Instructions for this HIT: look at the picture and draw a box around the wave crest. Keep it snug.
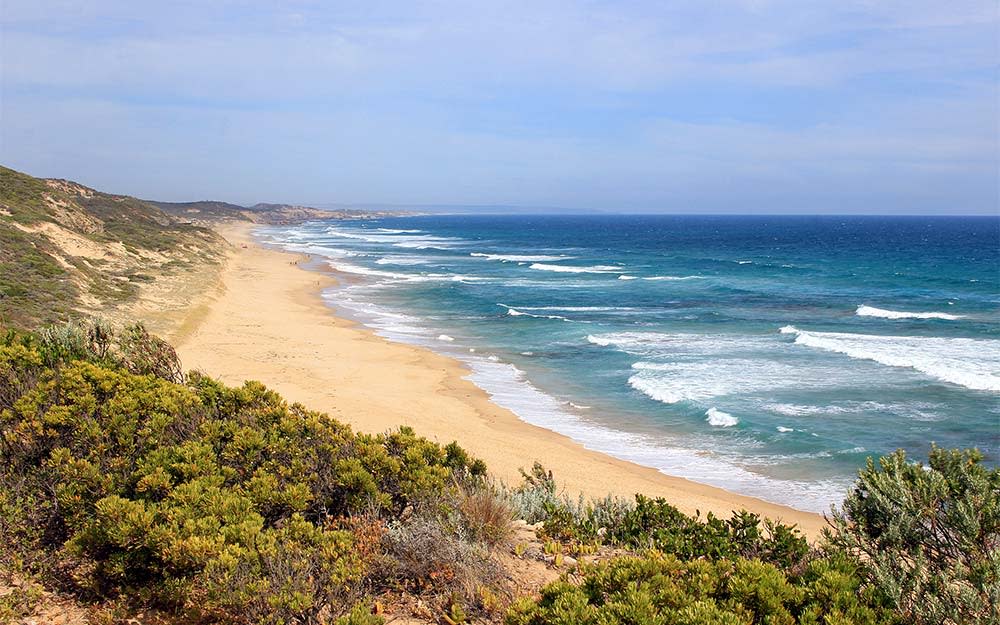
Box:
[780,326,1000,391]
[706,408,739,427]
[501,304,569,321]
[529,263,621,274]
[856,305,963,320]
[471,252,570,262]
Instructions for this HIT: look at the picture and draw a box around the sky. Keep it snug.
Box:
[1,1,998,214]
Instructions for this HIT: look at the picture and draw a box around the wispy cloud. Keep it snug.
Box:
[1,1,997,212]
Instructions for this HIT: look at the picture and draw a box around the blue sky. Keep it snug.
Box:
[1,1,997,213]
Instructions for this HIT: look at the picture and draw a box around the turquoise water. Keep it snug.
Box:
[258,215,1000,512]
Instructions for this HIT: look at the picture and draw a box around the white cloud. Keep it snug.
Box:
[1,1,996,211]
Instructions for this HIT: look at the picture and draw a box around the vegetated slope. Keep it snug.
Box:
[2,320,995,625]
[0,166,224,329]
[149,199,378,225]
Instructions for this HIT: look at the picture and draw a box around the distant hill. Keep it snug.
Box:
[0,165,224,329]
[148,199,383,225]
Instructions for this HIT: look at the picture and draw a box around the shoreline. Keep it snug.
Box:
[163,222,827,538]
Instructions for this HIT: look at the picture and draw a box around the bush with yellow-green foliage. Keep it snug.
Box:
[506,550,897,625]
[2,320,995,625]
[0,322,485,623]
[504,448,998,625]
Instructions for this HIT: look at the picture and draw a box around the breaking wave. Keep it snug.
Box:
[706,407,739,427]
[779,326,1000,391]
[529,263,621,274]
[471,252,571,262]
[499,304,570,321]
[856,305,963,320]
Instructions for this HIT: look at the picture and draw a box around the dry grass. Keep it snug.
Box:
[459,487,514,548]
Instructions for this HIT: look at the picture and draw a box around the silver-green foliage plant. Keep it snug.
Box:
[827,446,999,625]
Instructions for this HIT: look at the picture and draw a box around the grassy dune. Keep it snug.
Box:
[0,166,224,330]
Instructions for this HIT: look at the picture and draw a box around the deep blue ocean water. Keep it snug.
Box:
[258,215,1000,512]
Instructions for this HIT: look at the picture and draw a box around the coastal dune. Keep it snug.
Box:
[164,223,826,537]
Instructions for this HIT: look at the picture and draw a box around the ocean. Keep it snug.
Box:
[257,215,1000,513]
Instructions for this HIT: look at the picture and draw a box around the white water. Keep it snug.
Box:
[780,326,1000,392]
[856,305,963,320]
[706,407,739,427]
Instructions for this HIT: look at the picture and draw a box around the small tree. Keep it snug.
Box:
[827,446,1000,625]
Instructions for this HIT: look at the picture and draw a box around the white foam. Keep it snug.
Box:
[500,304,570,321]
[377,228,423,233]
[528,306,640,312]
[618,275,637,280]
[644,275,702,281]
[838,446,867,454]
[765,400,945,421]
[325,227,460,249]
[328,296,428,339]
[329,261,473,285]
[323,229,397,243]
[586,334,613,347]
[737,260,753,265]
[329,262,410,280]
[437,334,455,342]
[856,305,963,320]
[462,357,846,513]
[628,375,685,404]
[471,252,571,262]
[375,256,429,266]
[706,407,739,427]
[780,326,1000,391]
[627,356,852,405]
[776,426,794,433]
[278,243,355,258]
[588,332,770,357]
[529,263,621,274]
[392,242,456,250]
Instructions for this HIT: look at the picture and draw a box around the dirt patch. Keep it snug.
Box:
[0,579,88,625]
[45,179,94,198]
[15,221,118,262]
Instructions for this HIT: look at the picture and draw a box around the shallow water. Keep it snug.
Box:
[259,215,1000,513]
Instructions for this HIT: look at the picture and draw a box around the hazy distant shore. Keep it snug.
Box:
[149,222,825,537]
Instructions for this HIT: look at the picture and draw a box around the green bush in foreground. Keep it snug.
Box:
[2,321,996,624]
[508,462,809,570]
[0,323,485,623]
[507,550,896,625]
[510,447,998,625]
[828,446,1000,625]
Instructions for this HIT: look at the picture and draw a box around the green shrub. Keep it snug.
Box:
[827,446,1000,625]
[506,551,896,625]
[610,495,810,568]
[505,464,808,569]
[0,324,485,623]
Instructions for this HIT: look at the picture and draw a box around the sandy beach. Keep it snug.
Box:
[155,222,826,538]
